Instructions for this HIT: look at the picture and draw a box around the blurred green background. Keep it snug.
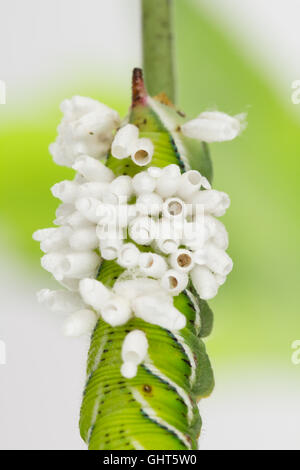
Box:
[0,0,299,449]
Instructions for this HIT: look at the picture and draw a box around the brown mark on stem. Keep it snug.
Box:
[132,68,147,108]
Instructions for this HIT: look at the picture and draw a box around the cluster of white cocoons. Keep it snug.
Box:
[34,161,232,336]
[49,96,120,167]
[34,99,234,379]
[181,111,246,143]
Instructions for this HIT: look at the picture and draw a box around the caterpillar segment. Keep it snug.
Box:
[79,69,215,450]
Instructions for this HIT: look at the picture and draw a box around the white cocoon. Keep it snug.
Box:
[163,164,181,178]
[66,211,93,229]
[131,138,154,166]
[108,175,133,201]
[155,238,179,255]
[159,217,183,240]
[155,171,180,198]
[71,111,105,137]
[69,227,99,251]
[132,172,156,195]
[204,215,229,250]
[193,248,206,265]
[51,181,80,203]
[181,111,242,143]
[113,279,161,302]
[72,108,119,139]
[63,309,98,337]
[121,330,148,364]
[59,277,80,292]
[101,192,121,206]
[62,96,120,127]
[99,204,134,229]
[99,238,123,260]
[73,155,114,182]
[40,226,72,253]
[117,243,140,268]
[129,216,156,245]
[59,251,100,279]
[74,173,87,184]
[182,220,205,251]
[204,243,233,276]
[162,197,186,220]
[78,182,110,199]
[136,193,163,217]
[169,249,194,273]
[200,176,212,190]
[75,197,102,223]
[133,292,186,330]
[147,166,162,178]
[37,288,85,313]
[111,124,139,159]
[176,170,203,200]
[33,228,60,242]
[79,278,112,311]
[215,273,226,286]
[154,218,181,254]
[97,203,119,226]
[49,141,69,167]
[191,265,219,300]
[54,204,74,225]
[101,295,131,326]
[121,362,137,379]
[190,190,230,217]
[41,252,66,279]
[161,269,188,295]
[139,252,168,279]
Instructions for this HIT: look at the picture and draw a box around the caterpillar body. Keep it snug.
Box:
[80,70,214,450]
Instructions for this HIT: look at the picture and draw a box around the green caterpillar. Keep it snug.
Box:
[79,69,215,450]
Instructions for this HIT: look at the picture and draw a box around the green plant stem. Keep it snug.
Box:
[141,0,176,102]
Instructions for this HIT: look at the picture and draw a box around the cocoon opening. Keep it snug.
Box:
[131,138,154,166]
[99,238,123,260]
[129,216,156,245]
[121,330,148,364]
[169,249,194,273]
[161,269,188,295]
[117,243,140,268]
[176,170,203,200]
[139,252,168,278]
[163,197,186,219]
